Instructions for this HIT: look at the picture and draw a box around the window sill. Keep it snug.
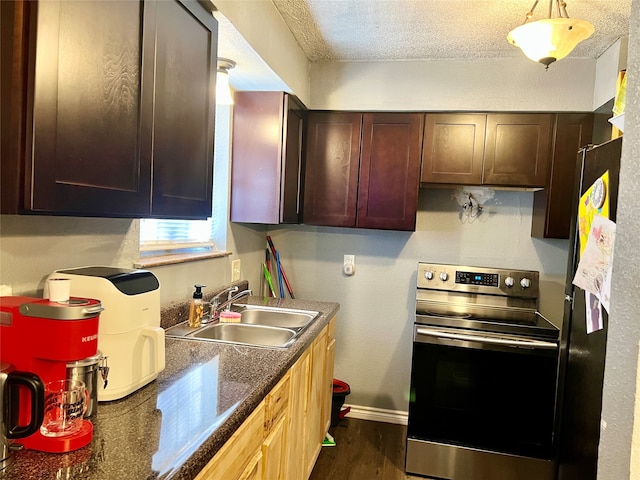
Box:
[134,251,232,268]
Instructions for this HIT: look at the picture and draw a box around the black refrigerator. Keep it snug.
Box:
[555,136,622,480]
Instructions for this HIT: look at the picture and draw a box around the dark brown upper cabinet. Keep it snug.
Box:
[303,112,362,227]
[148,0,217,219]
[421,112,553,189]
[230,92,306,224]
[483,113,553,187]
[421,113,486,184]
[531,113,594,239]
[1,0,217,219]
[303,112,423,231]
[357,113,423,230]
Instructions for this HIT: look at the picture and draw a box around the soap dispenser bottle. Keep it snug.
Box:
[188,284,206,328]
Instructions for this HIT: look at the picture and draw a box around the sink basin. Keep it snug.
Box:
[191,323,297,348]
[164,305,320,348]
[236,306,319,330]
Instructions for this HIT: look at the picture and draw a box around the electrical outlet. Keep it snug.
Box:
[343,255,355,276]
[231,259,241,281]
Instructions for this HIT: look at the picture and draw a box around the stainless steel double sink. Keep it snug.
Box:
[165,305,320,348]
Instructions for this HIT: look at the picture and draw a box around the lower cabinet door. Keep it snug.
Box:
[240,451,264,480]
[324,337,336,433]
[194,401,265,480]
[287,350,310,480]
[305,331,327,478]
[263,416,287,480]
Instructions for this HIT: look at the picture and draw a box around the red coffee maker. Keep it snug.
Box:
[0,296,103,453]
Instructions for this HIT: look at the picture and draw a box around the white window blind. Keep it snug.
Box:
[139,218,217,254]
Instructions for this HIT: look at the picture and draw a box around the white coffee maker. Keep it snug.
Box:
[48,267,165,401]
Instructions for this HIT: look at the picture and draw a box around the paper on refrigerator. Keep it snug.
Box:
[573,215,616,313]
[585,291,604,334]
[578,171,610,257]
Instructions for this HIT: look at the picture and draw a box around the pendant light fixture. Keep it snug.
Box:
[216,58,236,105]
[507,0,594,69]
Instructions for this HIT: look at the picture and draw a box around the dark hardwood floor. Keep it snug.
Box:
[310,418,423,480]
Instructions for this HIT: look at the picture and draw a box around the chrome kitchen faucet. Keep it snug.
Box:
[205,287,252,323]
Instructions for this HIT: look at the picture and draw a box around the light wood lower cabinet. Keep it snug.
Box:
[323,319,337,434]
[240,452,264,480]
[263,416,287,480]
[286,349,311,480]
[195,317,337,480]
[195,401,266,480]
[263,372,290,480]
[305,328,328,478]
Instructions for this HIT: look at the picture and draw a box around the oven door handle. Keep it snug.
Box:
[415,327,557,350]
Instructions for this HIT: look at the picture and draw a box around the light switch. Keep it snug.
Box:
[231,260,241,281]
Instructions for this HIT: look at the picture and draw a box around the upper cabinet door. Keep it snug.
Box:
[303,112,362,227]
[421,113,486,185]
[531,113,594,239]
[281,95,306,224]
[27,0,152,216]
[358,113,423,231]
[483,113,553,187]
[230,92,305,224]
[231,92,285,224]
[4,0,216,219]
[149,0,217,219]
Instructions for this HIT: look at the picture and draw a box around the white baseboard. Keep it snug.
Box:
[342,404,408,425]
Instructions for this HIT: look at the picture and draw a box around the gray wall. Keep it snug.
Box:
[598,0,640,477]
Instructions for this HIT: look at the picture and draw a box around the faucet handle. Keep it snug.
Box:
[227,286,239,301]
[212,295,221,309]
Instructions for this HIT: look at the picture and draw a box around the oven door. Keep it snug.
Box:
[408,325,559,459]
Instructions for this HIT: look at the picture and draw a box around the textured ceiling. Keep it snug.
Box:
[214,0,633,92]
[271,0,632,62]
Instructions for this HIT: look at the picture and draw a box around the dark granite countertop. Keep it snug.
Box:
[1,296,340,480]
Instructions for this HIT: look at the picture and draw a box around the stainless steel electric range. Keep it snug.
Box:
[406,263,560,480]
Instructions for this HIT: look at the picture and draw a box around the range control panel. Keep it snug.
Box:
[455,271,499,287]
[417,262,539,298]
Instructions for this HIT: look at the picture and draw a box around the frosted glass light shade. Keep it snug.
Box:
[507,18,594,67]
[216,70,234,105]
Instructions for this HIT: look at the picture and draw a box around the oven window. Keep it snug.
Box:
[408,340,558,459]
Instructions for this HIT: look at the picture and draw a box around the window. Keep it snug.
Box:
[139,218,217,254]
[138,104,232,263]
